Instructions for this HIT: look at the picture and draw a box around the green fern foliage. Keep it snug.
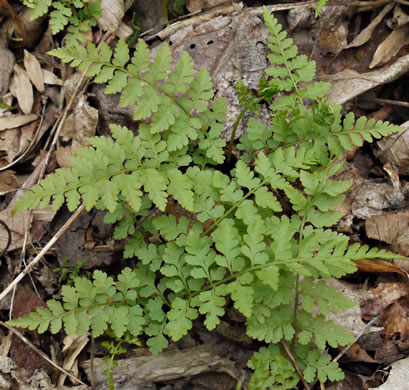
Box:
[23,0,101,46]
[237,9,401,165]
[13,40,226,216]
[10,7,404,389]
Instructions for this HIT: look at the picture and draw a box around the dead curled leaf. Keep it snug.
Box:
[0,114,37,131]
[361,281,409,320]
[11,64,33,115]
[97,0,124,32]
[325,53,409,105]
[370,23,409,69]
[0,170,19,195]
[23,49,44,92]
[0,43,15,97]
[374,120,409,175]
[344,3,394,49]
[42,69,63,86]
[343,343,378,363]
[366,210,409,256]
[381,296,409,350]
[355,258,408,277]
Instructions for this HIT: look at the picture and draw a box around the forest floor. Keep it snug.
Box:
[1,0,409,389]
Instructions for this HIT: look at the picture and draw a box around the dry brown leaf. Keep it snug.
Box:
[0,158,44,252]
[0,120,39,168]
[0,206,30,253]
[374,121,409,175]
[60,95,98,147]
[366,210,409,255]
[0,113,37,131]
[355,258,408,277]
[382,296,409,350]
[55,146,75,168]
[0,44,15,97]
[0,170,19,195]
[23,49,44,92]
[115,22,133,40]
[97,0,124,32]
[345,3,394,49]
[42,69,63,86]
[58,334,88,387]
[351,181,404,220]
[325,53,409,104]
[12,64,33,114]
[361,281,409,320]
[0,104,58,169]
[32,204,55,223]
[370,24,409,69]
[343,343,378,363]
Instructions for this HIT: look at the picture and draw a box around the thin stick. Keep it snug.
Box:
[90,334,96,389]
[333,312,381,363]
[280,340,311,390]
[0,320,86,386]
[0,204,85,303]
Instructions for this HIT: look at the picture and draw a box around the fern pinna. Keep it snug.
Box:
[10,7,402,389]
[23,0,101,46]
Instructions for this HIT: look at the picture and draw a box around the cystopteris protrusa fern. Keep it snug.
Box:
[10,7,402,389]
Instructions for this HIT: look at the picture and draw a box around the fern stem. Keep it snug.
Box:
[291,274,300,349]
[227,108,248,163]
[281,340,311,390]
[227,98,264,162]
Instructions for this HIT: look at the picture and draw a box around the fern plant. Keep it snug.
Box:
[23,0,101,46]
[9,8,402,389]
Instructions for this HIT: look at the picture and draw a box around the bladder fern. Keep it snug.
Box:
[10,7,402,389]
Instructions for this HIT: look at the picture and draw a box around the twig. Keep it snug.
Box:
[333,312,381,363]
[0,204,85,303]
[367,97,409,109]
[0,320,86,386]
[280,340,311,390]
[90,334,96,389]
[0,220,11,257]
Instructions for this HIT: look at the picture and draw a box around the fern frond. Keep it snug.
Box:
[263,6,331,108]
[49,39,221,148]
[328,114,402,154]
[9,269,145,339]
[23,0,52,19]
[249,345,299,390]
